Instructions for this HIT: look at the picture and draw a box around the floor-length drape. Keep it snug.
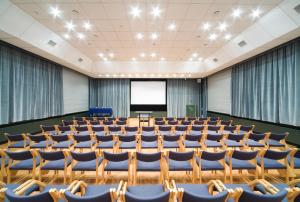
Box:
[0,41,63,125]
[167,79,203,117]
[199,78,208,117]
[231,38,300,126]
[89,79,130,117]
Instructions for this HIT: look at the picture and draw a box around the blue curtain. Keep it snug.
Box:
[231,38,300,126]
[167,79,207,117]
[89,79,130,117]
[0,41,63,125]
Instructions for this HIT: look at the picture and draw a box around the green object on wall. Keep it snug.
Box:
[186,105,196,117]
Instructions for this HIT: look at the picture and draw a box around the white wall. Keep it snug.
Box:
[207,68,231,114]
[63,68,89,114]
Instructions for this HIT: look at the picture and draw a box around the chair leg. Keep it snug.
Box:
[39,170,42,182]
[224,169,226,183]
[70,171,73,183]
[230,168,233,183]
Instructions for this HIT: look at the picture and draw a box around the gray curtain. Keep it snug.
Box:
[0,41,63,125]
[231,38,300,126]
[199,78,208,117]
[89,78,130,117]
[167,79,203,117]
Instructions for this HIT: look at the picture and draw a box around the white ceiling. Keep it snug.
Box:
[0,0,299,78]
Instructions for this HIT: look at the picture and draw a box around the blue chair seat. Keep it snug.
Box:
[205,140,222,147]
[142,131,156,136]
[225,157,256,170]
[8,140,30,148]
[268,139,285,147]
[160,131,171,135]
[75,140,96,148]
[184,140,201,148]
[30,141,52,148]
[288,156,300,169]
[10,157,40,170]
[226,140,243,147]
[196,158,224,171]
[163,141,179,148]
[105,160,129,171]
[141,141,158,148]
[95,132,105,136]
[73,158,103,171]
[207,131,219,135]
[127,185,164,197]
[83,184,118,196]
[126,131,137,136]
[41,157,72,170]
[137,160,161,171]
[97,141,115,149]
[119,141,137,149]
[257,157,286,169]
[246,139,264,147]
[168,159,193,171]
[52,140,73,149]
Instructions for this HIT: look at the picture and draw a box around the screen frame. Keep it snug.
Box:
[130,79,167,111]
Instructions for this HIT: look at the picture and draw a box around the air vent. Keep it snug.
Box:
[47,40,56,46]
[294,4,300,14]
[72,9,79,15]
[238,40,247,47]
[78,58,83,63]
[213,58,218,62]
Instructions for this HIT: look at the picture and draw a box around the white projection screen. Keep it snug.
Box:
[131,81,166,105]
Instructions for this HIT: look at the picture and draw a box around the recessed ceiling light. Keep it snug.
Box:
[98,53,104,57]
[65,21,75,31]
[109,53,114,58]
[168,23,176,31]
[113,74,117,77]
[224,33,232,40]
[180,74,184,77]
[150,52,156,57]
[160,57,165,61]
[192,53,198,57]
[77,33,85,40]
[128,74,132,77]
[136,33,144,40]
[143,73,147,77]
[188,58,193,61]
[135,73,140,77]
[250,8,262,19]
[140,53,146,58]
[172,73,177,77]
[63,34,70,39]
[132,57,136,61]
[120,74,125,77]
[105,74,110,77]
[218,22,228,32]
[209,33,217,41]
[201,22,211,31]
[150,73,155,77]
[103,57,108,61]
[188,74,191,77]
[83,21,92,30]
[166,74,169,77]
[50,6,61,18]
[151,32,159,40]
[198,57,203,61]
[231,8,242,18]
[98,74,102,77]
[151,6,162,18]
[130,6,142,18]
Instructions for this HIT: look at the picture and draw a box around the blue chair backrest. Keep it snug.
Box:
[58,126,71,132]
[51,134,69,142]
[155,117,163,121]
[104,152,128,162]
[227,133,244,141]
[182,190,228,202]
[63,120,74,126]
[103,120,113,125]
[232,150,258,160]
[169,120,178,125]
[294,150,300,158]
[64,190,112,202]
[73,134,91,142]
[5,189,54,202]
[70,151,96,161]
[224,126,237,132]
[142,126,155,132]
[169,151,193,161]
[75,126,88,132]
[159,126,171,131]
[39,150,65,161]
[116,121,126,125]
[155,121,165,125]
[96,135,113,142]
[199,117,208,121]
[194,120,204,125]
[119,135,136,142]
[191,126,204,131]
[207,121,217,125]
[92,126,104,132]
[136,152,161,162]
[239,189,287,202]
[185,134,202,141]
[249,133,266,141]
[175,125,188,131]
[89,121,100,125]
[269,133,288,141]
[119,117,128,121]
[166,117,174,121]
[187,117,197,121]
[95,117,105,121]
[221,120,231,126]
[264,150,290,160]
[41,126,56,132]
[201,150,226,161]
[125,126,138,132]
[6,150,33,160]
[141,135,158,142]
[240,125,253,132]
[6,134,24,142]
[125,190,170,202]
[177,118,185,121]
[206,134,223,141]
[210,117,219,121]
[207,126,220,132]
[163,134,180,141]
[182,121,191,125]
[108,126,121,132]
[76,121,85,125]
[28,134,47,142]
[74,117,83,121]
[107,117,115,121]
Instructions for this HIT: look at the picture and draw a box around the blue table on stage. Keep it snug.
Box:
[89,107,113,117]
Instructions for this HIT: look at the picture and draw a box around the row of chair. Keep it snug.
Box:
[1,148,299,184]
[1,178,300,202]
